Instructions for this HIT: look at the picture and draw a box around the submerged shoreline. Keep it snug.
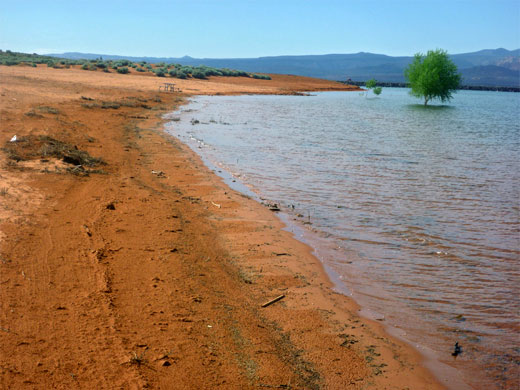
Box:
[1,65,446,389]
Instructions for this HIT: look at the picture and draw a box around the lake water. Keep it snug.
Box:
[165,88,520,389]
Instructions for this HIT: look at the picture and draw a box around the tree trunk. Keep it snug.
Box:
[424,97,429,106]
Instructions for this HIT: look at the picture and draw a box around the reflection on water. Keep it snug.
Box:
[166,88,520,390]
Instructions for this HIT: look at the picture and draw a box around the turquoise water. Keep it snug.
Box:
[166,88,520,389]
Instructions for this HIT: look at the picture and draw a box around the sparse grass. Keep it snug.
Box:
[0,187,8,196]
[24,110,43,118]
[2,135,105,168]
[129,351,146,366]
[37,106,60,114]
[81,103,100,109]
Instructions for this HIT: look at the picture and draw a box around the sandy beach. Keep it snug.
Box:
[0,65,444,389]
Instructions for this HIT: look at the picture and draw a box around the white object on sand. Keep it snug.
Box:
[9,135,17,142]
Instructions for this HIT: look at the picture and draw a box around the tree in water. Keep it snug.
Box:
[404,49,461,105]
[365,78,382,96]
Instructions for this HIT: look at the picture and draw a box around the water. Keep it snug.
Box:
[165,88,520,389]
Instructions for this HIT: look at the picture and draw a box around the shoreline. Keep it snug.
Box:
[1,65,445,389]
[168,94,475,390]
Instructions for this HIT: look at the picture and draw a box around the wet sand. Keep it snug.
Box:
[0,65,444,389]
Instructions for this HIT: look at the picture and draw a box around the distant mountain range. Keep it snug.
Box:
[51,48,520,87]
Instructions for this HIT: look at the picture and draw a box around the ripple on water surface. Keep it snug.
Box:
[167,89,520,390]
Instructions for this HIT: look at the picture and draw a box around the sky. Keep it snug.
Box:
[1,0,519,58]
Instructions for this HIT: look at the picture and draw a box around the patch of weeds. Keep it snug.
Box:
[37,106,60,114]
[24,110,43,118]
[229,325,258,383]
[0,187,8,196]
[81,103,101,109]
[3,135,105,169]
[339,334,359,348]
[101,101,121,109]
[129,351,146,366]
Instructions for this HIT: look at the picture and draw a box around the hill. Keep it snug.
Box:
[51,49,520,87]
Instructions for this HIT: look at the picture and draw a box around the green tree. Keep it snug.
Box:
[364,78,382,96]
[404,49,461,105]
[365,78,377,89]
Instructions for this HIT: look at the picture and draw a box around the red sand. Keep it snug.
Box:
[0,65,444,389]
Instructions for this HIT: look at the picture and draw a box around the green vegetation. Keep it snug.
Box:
[365,78,383,96]
[0,49,271,82]
[404,49,461,105]
[252,74,272,80]
[0,49,84,67]
[153,68,167,77]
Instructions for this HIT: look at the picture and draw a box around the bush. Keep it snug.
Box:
[82,64,90,70]
[114,60,130,67]
[252,74,271,80]
[117,67,129,74]
[192,69,207,79]
[136,67,146,72]
[154,69,166,77]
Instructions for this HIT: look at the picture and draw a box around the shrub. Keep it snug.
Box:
[117,67,129,74]
[115,60,130,67]
[252,74,271,80]
[176,70,188,79]
[192,69,207,79]
[136,67,146,72]
[154,69,166,77]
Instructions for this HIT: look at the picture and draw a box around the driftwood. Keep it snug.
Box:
[261,294,285,308]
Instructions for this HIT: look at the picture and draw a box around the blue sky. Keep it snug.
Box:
[1,0,519,58]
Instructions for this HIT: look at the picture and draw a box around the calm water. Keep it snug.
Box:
[166,89,520,389]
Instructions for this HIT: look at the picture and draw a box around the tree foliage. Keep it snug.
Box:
[404,49,461,105]
[365,78,377,89]
[364,78,382,96]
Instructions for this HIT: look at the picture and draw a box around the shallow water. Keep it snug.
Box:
[166,88,520,389]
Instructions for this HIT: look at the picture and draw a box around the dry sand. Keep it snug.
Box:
[0,65,444,389]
